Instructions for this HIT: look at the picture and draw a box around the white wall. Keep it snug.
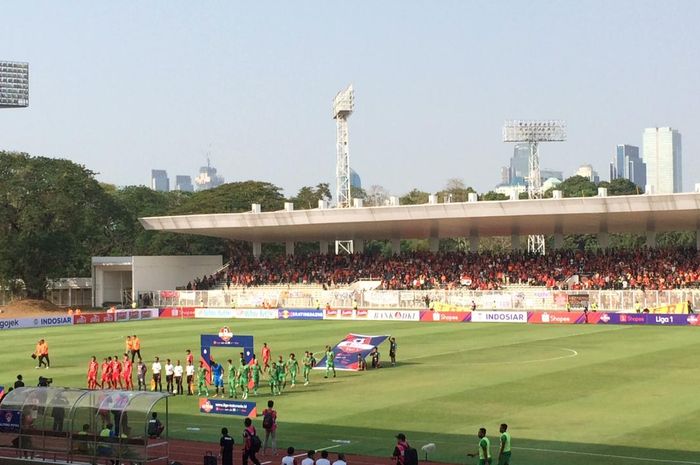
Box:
[93,266,132,307]
[132,255,222,296]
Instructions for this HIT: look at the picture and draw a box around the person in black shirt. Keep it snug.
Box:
[220,427,234,465]
[14,375,25,389]
[389,337,397,366]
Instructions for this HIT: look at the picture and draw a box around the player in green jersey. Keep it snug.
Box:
[497,423,511,465]
[196,361,209,397]
[227,359,237,398]
[287,353,299,387]
[324,345,336,378]
[302,351,312,386]
[237,359,250,400]
[467,428,491,465]
[269,362,280,396]
[276,359,286,392]
[250,356,261,395]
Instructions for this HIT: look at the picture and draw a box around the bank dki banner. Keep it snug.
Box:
[314,333,389,371]
[199,398,257,417]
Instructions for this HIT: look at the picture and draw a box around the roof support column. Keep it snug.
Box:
[285,241,295,256]
[391,238,401,255]
[598,232,609,249]
[646,231,657,248]
[697,231,700,251]
[511,234,521,251]
[469,235,479,253]
[353,239,364,254]
[554,233,564,250]
[252,242,262,259]
[429,237,439,253]
[319,240,329,255]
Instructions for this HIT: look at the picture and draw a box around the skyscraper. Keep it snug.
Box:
[509,143,530,185]
[643,127,682,194]
[194,158,225,191]
[174,175,194,192]
[150,169,169,192]
[609,144,646,188]
[350,168,362,189]
[575,164,600,183]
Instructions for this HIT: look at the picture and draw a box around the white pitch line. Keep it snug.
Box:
[260,444,342,465]
[515,445,700,464]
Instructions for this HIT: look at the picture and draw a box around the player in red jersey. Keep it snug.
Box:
[87,356,99,390]
[262,342,271,373]
[122,353,133,390]
[111,355,123,389]
[101,357,112,389]
[186,349,194,366]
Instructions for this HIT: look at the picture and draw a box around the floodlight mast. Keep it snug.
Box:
[503,120,567,255]
[333,85,355,254]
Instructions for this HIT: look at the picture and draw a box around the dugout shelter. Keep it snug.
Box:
[0,387,169,465]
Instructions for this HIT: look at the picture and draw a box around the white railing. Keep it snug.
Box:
[141,287,700,312]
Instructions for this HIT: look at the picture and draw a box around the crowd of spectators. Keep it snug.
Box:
[184,248,700,291]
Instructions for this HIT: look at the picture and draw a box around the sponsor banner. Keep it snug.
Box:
[231,308,278,320]
[0,315,74,331]
[314,333,389,371]
[686,314,700,326]
[195,308,235,319]
[74,312,115,325]
[323,309,369,320]
[367,310,420,321]
[472,311,527,323]
[159,307,196,319]
[199,398,257,417]
[115,309,158,321]
[0,409,21,432]
[646,314,689,326]
[278,309,324,320]
[528,312,586,324]
[420,311,472,323]
[651,302,688,314]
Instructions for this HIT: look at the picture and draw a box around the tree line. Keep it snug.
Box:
[0,151,692,297]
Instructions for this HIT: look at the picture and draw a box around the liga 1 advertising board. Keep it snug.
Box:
[471,311,528,323]
[199,398,257,417]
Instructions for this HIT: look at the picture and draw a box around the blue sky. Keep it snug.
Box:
[1,1,698,196]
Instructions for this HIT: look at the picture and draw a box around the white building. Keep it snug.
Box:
[575,164,600,183]
[643,127,682,193]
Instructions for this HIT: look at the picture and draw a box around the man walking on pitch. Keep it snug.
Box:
[137,358,147,391]
[324,345,336,378]
[287,353,299,388]
[389,337,397,366]
[122,353,133,390]
[197,361,209,396]
[242,417,261,465]
[268,362,280,396]
[250,354,261,395]
[212,360,224,397]
[227,359,237,398]
[238,358,250,400]
[35,339,50,369]
[497,424,511,465]
[302,351,312,386]
[87,356,99,390]
[262,343,271,373]
[131,335,141,362]
[261,400,277,455]
[467,427,491,465]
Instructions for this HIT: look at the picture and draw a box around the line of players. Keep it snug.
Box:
[86,342,338,398]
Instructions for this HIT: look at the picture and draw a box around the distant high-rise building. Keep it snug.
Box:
[194,158,225,191]
[510,143,530,182]
[150,169,169,192]
[174,175,194,192]
[609,144,646,188]
[540,169,563,181]
[643,127,682,193]
[350,169,362,189]
[499,166,510,185]
[575,164,600,183]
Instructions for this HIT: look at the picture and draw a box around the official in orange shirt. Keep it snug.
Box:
[131,335,141,362]
[35,339,50,369]
[126,336,133,355]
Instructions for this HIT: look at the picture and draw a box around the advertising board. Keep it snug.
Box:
[471,311,527,323]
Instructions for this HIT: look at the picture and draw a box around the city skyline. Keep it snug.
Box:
[0,2,698,197]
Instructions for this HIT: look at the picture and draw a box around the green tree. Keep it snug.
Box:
[400,189,430,205]
[437,178,476,202]
[291,183,332,210]
[0,152,127,297]
[172,181,286,215]
[545,175,598,198]
[480,191,509,201]
[598,178,642,196]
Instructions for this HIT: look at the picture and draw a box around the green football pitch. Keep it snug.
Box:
[2,319,700,465]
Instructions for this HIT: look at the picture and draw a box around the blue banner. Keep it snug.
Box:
[278,309,324,320]
[199,398,257,417]
[0,409,21,433]
[314,333,390,371]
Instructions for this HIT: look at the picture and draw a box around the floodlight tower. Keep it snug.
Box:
[503,120,566,255]
[333,84,355,254]
[0,61,29,108]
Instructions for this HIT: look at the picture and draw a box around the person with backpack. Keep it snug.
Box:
[392,433,418,465]
[243,417,261,465]
[261,399,277,455]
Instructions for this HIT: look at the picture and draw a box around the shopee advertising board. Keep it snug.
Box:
[419,311,472,322]
[471,311,527,323]
[528,312,586,324]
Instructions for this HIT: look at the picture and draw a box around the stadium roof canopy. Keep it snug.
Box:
[139,193,700,242]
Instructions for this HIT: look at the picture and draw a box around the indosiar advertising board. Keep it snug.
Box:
[471,311,527,323]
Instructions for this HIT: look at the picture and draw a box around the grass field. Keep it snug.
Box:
[2,319,700,465]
